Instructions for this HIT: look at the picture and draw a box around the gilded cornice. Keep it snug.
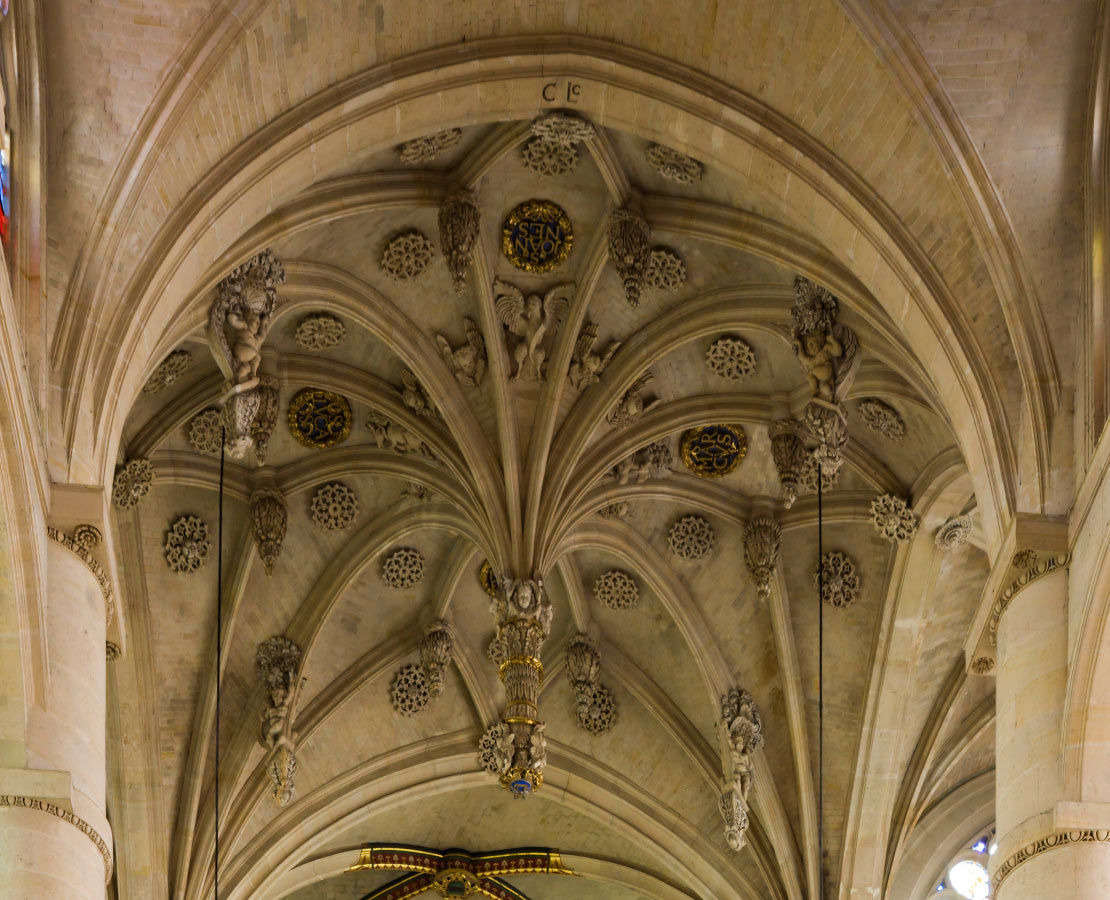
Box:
[45,524,115,626]
[0,794,113,882]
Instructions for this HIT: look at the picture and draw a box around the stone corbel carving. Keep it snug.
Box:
[568,322,621,391]
[607,207,652,307]
[744,516,781,598]
[718,688,765,851]
[493,278,573,382]
[207,250,285,460]
[249,487,287,575]
[420,619,454,697]
[438,188,480,292]
[256,636,304,806]
[436,317,487,387]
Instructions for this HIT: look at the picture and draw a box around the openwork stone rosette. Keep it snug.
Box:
[380,230,435,281]
[815,551,860,609]
[577,683,616,734]
[164,516,211,574]
[858,397,906,440]
[521,137,579,176]
[680,425,747,478]
[645,247,687,291]
[706,336,756,381]
[142,349,192,393]
[112,458,155,509]
[935,514,973,550]
[645,143,705,183]
[310,482,359,531]
[477,721,513,774]
[668,515,715,560]
[294,313,346,350]
[188,409,227,455]
[398,128,461,164]
[287,388,352,448]
[381,547,425,589]
[870,494,919,543]
[389,663,431,716]
[531,112,596,146]
[593,569,639,610]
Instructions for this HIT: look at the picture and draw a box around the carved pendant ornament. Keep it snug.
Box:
[398,128,462,164]
[112,458,155,509]
[607,207,652,307]
[502,199,573,273]
[744,516,781,598]
[294,313,346,350]
[250,488,287,575]
[164,516,211,574]
[669,515,715,560]
[565,634,616,734]
[680,424,747,477]
[493,278,572,382]
[439,188,481,291]
[310,482,359,531]
[420,619,455,698]
[287,388,352,448]
[380,230,435,281]
[816,550,860,609]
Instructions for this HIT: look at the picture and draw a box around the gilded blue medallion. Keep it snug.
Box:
[502,199,573,273]
[680,424,747,477]
[287,388,352,448]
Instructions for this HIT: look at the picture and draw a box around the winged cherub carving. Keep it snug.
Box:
[435,316,487,387]
[607,372,661,427]
[493,278,574,382]
[568,322,621,390]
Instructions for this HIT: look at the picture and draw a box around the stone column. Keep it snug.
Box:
[0,527,113,898]
[993,562,1110,898]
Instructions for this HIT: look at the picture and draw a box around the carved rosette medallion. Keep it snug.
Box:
[380,230,435,281]
[521,138,579,176]
[681,425,747,477]
[869,494,919,543]
[706,336,756,381]
[106,641,122,662]
[815,551,860,609]
[479,560,500,597]
[188,409,227,455]
[502,199,573,273]
[142,349,193,393]
[477,721,513,774]
[593,570,639,610]
[935,514,973,550]
[668,515,716,560]
[857,397,905,440]
[645,144,705,183]
[164,516,211,574]
[381,548,425,589]
[970,656,994,675]
[645,247,687,291]
[389,663,431,716]
[112,458,155,509]
[310,482,359,531]
[287,388,352,448]
[607,207,652,307]
[294,313,346,350]
[398,128,462,164]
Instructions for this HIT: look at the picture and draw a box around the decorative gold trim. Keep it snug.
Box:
[499,656,543,679]
[499,765,544,793]
[287,387,353,449]
[988,553,1070,646]
[479,560,499,597]
[0,794,113,883]
[680,424,747,478]
[993,829,1110,890]
[46,525,115,627]
[501,200,573,273]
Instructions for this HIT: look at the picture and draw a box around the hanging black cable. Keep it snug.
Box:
[215,426,226,899]
[817,467,824,900]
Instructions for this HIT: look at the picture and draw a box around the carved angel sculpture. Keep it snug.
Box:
[436,317,487,387]
[493,278,573,381]
[568,322,621,390]
[607,373,661,427]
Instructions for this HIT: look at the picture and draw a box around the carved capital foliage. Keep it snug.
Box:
[47,525,114,626]
[988,553,1071,646]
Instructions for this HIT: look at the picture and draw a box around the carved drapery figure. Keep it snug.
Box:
[568,322,621,391]
[718,687,764,851]
[250,487,287,575]
[256,636,304,806]
[436,316,487,387]
[606,373,660,427]
[607,207,652,307]
[207,250,285,460]
[438,188,480,291]
[420,619,455,697]
[744,516,781,598]
[488,574,553,796]
[493,278,573,382]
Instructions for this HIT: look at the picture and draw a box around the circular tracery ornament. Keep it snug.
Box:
[188,409,227,455]
[310,482,359,531]
[477,721,511,773]
[294,313,346,350]
[681,425,748,478]
[815,550,859,609]
[398,128,462,165]
[935,514,972,550]
[577,683,617,734]
[287,388,352,448]
[869,494,919,543]
[142,349,193,394]
[380,230,435,281]
[857,398,906,441]
[645,143,704,184]
[381,547,425,589]
[668,515,716,560]
[479,560,499,597]
[800,451,839,494]
[521,137,579,176]
[706,336,757,381]
[389,663,430,716]
[112,458,155,509]
[593,569,639,610]
[486,633,507,666]
[502,199,573,273]
[645,248,687,291]
[164,516,211,574]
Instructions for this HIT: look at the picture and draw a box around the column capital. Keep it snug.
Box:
[963,513,1069,675]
